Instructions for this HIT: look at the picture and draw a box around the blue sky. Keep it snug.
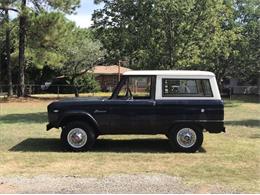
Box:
[66,1,104,28]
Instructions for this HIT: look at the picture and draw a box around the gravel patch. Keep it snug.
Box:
[0,174,240,194]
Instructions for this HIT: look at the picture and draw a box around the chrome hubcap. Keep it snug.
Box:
[176,128,197,148]
[67,128,88,148]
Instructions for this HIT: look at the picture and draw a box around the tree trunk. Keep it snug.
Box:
[0,10,2,85]
[17,0,26,97]
[5,9,13,97]
[74,86,79,97]
[70,77,79,97]
[169,20,174,67]
[165,15,175,68]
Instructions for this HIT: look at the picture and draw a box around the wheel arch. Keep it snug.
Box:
[168,122,204,133]
[59,112,100,134]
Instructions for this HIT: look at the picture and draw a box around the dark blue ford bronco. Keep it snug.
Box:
[47,70,225,152]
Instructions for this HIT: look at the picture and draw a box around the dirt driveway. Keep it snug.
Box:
[0,173,240,193]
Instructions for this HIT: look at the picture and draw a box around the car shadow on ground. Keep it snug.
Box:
[248,134,260,139]
[0,112,47,124]
[9,138,206,153]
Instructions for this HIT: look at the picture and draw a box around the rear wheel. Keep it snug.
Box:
[168,124,203,153]
[61,121,96,152]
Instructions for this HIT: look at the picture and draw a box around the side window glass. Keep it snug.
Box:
[162,79,213,97]
[117,76,152,99]
[202,80,212,97]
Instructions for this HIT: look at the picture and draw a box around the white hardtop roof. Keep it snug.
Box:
[124,70,215,77]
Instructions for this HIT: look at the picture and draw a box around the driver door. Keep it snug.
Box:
[108,75,157,134]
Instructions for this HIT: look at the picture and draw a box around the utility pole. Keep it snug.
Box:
[118,60,121,82]
[118,60,128,82]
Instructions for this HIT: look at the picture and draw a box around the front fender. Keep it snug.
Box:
[58,111,100,132]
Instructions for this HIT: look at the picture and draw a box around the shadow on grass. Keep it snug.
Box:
[0,112,47,124]
[9,138,62,152]
[224,101,239,108]
[225,119,260,128]
[249,134,260,139]
[9,138,206,153]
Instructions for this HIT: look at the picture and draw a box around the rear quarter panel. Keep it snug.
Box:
[154,99,224,132]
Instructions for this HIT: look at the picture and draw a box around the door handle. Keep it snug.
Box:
[149,101,156,106]
[94,110,107,114]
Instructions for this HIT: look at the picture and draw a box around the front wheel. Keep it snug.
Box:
[168,124,203,153]
[61,121,96,152]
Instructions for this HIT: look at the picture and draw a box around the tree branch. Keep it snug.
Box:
[31,0,43,13]
[0,6,19,13]
[72,63,95,80]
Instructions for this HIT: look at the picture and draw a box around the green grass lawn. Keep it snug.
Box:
[0,96,259,193]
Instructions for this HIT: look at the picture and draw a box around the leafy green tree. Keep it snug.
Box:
[190,0,241,86]
[93,0,158,67]
[232,0,260,83]
[2,0,81,97]
[1,9,104,97]
[75,73,101,94]
[61,28,105,97]
[93,0,241,83]
[26,12,75,69]
[0,0,18,96]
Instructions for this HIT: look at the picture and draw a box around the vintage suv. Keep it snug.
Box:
[47,70,225,152]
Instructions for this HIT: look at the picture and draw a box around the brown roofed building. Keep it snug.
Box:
[91,65,131,91]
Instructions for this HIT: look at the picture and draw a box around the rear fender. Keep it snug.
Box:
[168,121,225,134]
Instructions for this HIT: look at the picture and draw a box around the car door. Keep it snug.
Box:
[108,75,157,134]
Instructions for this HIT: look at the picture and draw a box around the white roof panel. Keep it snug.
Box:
[123,70,215,77]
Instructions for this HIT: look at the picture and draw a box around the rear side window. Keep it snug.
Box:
[162,79,213,97]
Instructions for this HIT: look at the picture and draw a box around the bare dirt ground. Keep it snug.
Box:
[0,174,240,194]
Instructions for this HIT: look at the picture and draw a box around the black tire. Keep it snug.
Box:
[61,121,96,152]
[168,124,203,153]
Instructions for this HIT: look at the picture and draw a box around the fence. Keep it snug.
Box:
[232,86,259,95]
[0,84,110,98]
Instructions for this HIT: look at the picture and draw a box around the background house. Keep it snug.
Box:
[91,65,131,91]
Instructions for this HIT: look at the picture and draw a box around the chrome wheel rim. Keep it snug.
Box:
[67,128,88,148]
[176,128,197,148]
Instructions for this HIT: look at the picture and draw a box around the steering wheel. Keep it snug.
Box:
[126,87,133,100]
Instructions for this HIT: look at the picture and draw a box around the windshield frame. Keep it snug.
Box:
[110,76,128,99]
[110,75,156,100]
